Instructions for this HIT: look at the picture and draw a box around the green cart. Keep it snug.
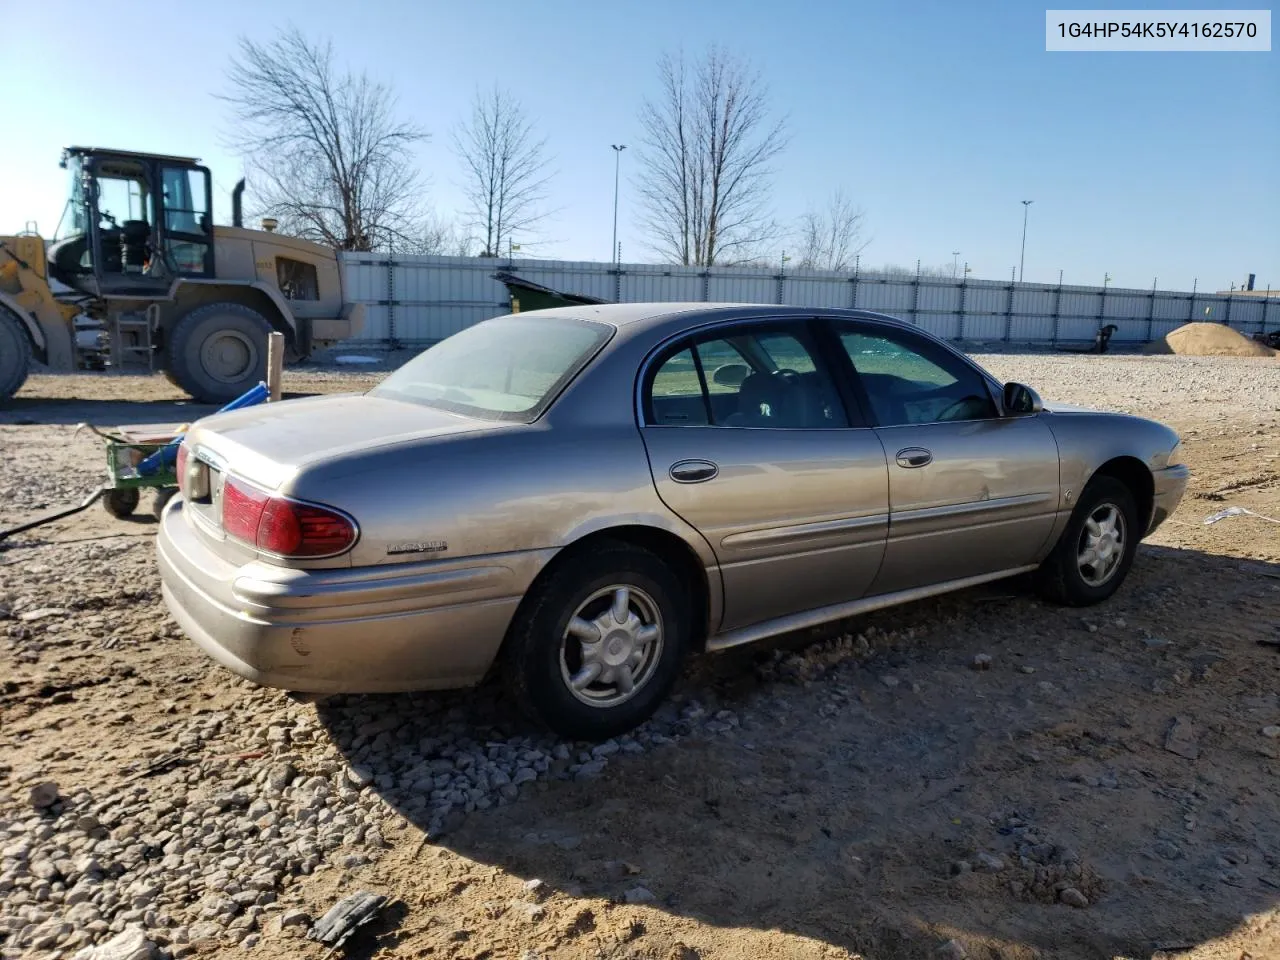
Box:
[0,421,186,543]
[1,379,274,545]
[85,421,186,520]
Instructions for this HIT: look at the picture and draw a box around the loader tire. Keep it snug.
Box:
[165,302,271,404]
[0,308,32,404]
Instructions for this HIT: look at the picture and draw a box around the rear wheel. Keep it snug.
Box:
[0,309,32,404]
[165,302,271,404]
[102,487,140,519]
[1034,475,1140,606]
[504,542,689,741]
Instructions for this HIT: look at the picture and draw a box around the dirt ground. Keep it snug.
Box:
[1,353,1279,960]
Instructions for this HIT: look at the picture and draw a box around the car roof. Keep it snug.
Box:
[513,302,918,333]
[524,302,1004,397]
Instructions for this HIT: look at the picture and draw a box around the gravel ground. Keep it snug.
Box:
[0,352,1278,960]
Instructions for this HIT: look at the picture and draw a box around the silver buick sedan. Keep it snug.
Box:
[158,304,1189,740]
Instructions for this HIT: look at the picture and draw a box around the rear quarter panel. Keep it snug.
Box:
[285,422,719,576]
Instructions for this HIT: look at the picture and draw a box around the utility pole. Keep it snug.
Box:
[952,251,960,279]
[1019,200,1033,282]
[611,145,626,265]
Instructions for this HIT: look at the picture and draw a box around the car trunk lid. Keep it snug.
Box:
[179,394,496,559]
[189,394,490,475]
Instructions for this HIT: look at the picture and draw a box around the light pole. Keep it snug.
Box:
[1018,200,1033,282]
[611,145,626,265]
[952,251,961,279]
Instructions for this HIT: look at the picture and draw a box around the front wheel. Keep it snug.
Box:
[1034,475,1140,606]
[0,309,32,404]
[504,542,689,741]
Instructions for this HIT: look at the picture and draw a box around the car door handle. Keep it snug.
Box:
[895,447,933,469]
[669,459,719,483]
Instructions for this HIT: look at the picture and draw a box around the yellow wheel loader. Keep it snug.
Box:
[0,146,365,404]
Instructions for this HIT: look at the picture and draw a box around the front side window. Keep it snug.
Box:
[58,156,88,240]
[646,324,848,429]
[371,314,611,422]
[95,175,153,231]
[837,326,996,426]
[91,163,155,276]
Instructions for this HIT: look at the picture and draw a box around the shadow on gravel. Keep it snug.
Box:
[315,546,1280,960]
[0,392,321,427]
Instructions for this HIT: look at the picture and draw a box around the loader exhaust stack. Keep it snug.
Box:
[232,178,246,228]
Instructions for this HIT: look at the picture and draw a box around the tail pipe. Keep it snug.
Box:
[232,178,246,228]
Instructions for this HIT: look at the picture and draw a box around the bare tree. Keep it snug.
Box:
[795,190,868,271]
[418,209,478,257]
[221,28,426,251]
[453,87,553,258]
[876,262,956,278]
[635,47,787,266]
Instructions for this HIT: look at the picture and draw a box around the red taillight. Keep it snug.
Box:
[222,476,270,543]
[222,475,356,558]
[257,498,302,555]
[176,442,189,495]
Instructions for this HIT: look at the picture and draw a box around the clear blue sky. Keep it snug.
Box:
[3,0,1276,291]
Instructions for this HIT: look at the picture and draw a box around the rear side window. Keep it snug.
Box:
[371,315,612,422]
[645,324,849,429]
[649,348,709,425]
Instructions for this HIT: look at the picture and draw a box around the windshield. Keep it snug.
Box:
[370,314,612,421]
[54,156,88,242]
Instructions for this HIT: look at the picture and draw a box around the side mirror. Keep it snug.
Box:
[1003,382,1043,416]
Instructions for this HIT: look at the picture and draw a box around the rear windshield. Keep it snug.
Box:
[369,314,613,421]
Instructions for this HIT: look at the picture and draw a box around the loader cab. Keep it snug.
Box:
[48,147,214,297]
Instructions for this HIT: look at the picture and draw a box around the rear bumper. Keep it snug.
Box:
[1147,463,1190,535]
[157,500,550,693]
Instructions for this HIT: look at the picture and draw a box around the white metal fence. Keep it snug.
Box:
[340,253,1278,348]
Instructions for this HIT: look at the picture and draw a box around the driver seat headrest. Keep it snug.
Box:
[736,371,792,425]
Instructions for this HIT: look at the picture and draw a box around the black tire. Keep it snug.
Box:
[164,302,271,404]
[0,309,32,404]
[1034,475,1140,607]
[152,487,178,520]
[504,541,690,741]
[103,487,140,519]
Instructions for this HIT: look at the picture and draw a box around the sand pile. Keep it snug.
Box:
[1147,321,1276,357]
